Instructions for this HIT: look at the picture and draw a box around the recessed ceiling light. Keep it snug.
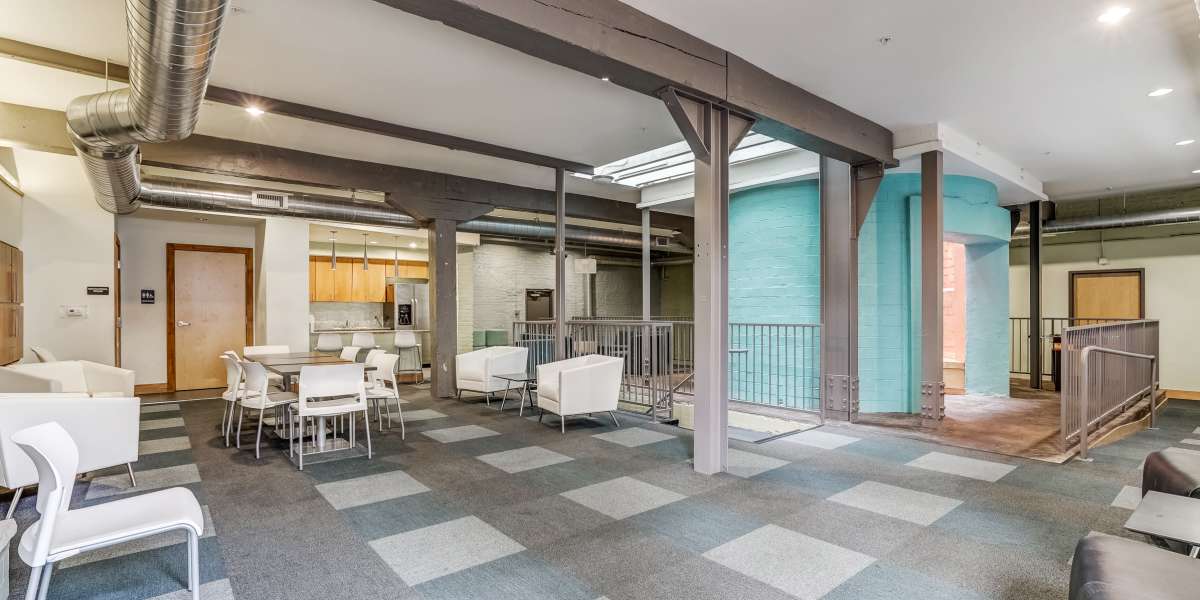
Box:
[245,106,265,116]
[1148,88,1174,97]
[1192,169,1200,174]
[408,242,418,248]
[1097,6,1130,24]
[369,240,378,244]
[1177,139,1195,146]
[600,75,610,82]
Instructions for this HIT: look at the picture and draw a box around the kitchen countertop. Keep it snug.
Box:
[311,328,397,333]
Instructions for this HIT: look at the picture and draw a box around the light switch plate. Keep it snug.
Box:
[62,305,88,318]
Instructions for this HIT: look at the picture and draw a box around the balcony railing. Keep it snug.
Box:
[1009,317,1123,377]
[1060,320,1159,454]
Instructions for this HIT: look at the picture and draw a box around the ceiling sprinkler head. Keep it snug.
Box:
[878,36,892,46]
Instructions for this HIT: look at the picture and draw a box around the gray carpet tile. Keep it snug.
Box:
[84,464,202,500]
[369,516,526,586]
[823,563,986,600]
[703,524,875,600]
[627,495,765,554]
[341,491,469,541]
[414,551,596,600]
[561,476,687,520]
[774,499,927,558]
[476,445,574,473]
[828,481,963,526]
[315,468,430,509]
[476,494,615,549]
[138,436,192,456]
[905,451,1018,482]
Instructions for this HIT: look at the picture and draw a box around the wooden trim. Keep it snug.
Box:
[1067,268,1146,319]
[166,243,254,392]
[308,256,427,267]
[1166,389,1200,401]
[134,383,170,395]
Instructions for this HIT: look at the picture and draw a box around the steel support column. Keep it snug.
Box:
[663,88,754,475]
[642,208,652,321]
[554,168,567,360]
[1028,201,1043,389]
[819,156,857,421]
[428,218,458,398]
[920,151,945,422]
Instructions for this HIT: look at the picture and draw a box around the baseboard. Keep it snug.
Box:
[1166,389,1200,401]
[134,383,171,395]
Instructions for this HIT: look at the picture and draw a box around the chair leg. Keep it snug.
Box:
[561,415,566,434]
[23,562,41,600]
[223,402,234,447]
[609,411,621,427]
[236,404,245,449]
[187,527,200,600]
[364,409,373,459]
[126,463,137,487]
[397,401,405,440]
[34,562,53,600]
[375,398,384,433]
[6,486,23,519]
[255,409,265,460]
[456,389,462,401]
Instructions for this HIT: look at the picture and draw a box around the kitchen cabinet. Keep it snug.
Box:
[0,243,21,304]
[0,241,22,364]
[309,256,427,302]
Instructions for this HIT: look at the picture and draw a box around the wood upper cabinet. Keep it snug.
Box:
[0,241,23,365]
[0,243,17,304]
[309,256,427,302]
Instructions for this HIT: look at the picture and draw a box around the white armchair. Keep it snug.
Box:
[0,361,135,397]
[535,354,623,433]
[0,395,140,518]
[455,346,529,404]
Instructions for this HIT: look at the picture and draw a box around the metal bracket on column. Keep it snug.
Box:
[919,381,945,422]
[659,87,710,162]
[825,374,851,413]
[849,377,860,419]
[851,162,884,238]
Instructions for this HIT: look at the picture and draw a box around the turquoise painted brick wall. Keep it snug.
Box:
[726,174,1010,414]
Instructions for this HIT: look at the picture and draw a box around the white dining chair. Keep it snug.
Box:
[363,348,385,366]
[243,345,289,357]
[314,333,342,352]
[13,422,204,600]
[339,346,362,362]
[394,331,423,382]
[365,353,404,437]
[29,346,57,363]
[291,363,371,470]
[351,332,377,349]
[219,352,246,446]
[235,361,298,459]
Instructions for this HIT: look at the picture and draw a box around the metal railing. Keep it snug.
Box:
[729,323,822,412]
[1060,320,1159,456]
[1009,317,1123,376]
[515,318,821,416]
[512,319,677,421]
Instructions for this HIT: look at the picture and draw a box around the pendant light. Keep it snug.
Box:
[330,230,337,270]
[362,233,370,270]
[393,235,400,278]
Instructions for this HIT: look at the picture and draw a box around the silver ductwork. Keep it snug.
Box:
[139,179,690,253]
[67,0,229,214]
[1013,206,1200,237]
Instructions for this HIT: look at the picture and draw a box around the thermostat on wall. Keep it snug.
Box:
[61,305,87,318]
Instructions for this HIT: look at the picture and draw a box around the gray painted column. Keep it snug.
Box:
[428,218,458,398]
[920,150,945,422]
[819,156,856,421]
[642,208,651,320]
[1028,201,1043,389]
[554,168,567,360]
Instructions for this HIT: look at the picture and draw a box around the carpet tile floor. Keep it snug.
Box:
[6,392,1200,599]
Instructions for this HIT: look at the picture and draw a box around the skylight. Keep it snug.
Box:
[575,133,797,188]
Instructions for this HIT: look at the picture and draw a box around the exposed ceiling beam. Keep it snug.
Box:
[0,37,594,174]
[375,0,895,167]
[0,100,690,232]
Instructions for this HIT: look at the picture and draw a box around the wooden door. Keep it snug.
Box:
[170,245,252,390]
[1070,269,1144,319]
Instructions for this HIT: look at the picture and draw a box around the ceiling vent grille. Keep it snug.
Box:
[251,190,289,210]
[652,236,672,247]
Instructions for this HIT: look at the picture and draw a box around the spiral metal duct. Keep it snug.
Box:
[1013,206,1200,237]
[139,179,690,253]
[67,0,229,214]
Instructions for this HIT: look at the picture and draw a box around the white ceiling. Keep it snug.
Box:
[0,0,679,200]
[621,0,1200,201]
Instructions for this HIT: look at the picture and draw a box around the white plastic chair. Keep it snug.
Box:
[29,346,57,363]
[394,331,423,382]
[235,361,299,459]
[366,353,404,437]
[219,352,245,446]
[243,345,289,357]
[351,332,377,348]
[363,348,385,366]
[339,346,362,362]
[13,422,204,600]
[314,333,342,352]
[291,364,371,470]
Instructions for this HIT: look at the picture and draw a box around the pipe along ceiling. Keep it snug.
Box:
[1012,205,1200,237]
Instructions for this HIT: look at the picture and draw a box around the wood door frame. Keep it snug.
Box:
[114,234,121,367]
[166,243,254,392]
[1068,268,1146,319]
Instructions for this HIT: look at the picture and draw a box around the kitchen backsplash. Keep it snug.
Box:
[311,302,392,330]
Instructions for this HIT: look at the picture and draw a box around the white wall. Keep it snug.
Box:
[117,215,257,385]
[0,148,21,247]
[1011,235,1200,392]
[15,149,115,364]
[258,218,310,352]
[471,243,586,334]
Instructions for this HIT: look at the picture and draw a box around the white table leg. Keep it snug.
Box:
[317,416,327,451]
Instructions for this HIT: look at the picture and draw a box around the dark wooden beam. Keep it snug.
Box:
[377,0,895,166]
[0,37,593,173]
[140,135,692,230]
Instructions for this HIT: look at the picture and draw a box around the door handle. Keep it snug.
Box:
[177,320,191,327]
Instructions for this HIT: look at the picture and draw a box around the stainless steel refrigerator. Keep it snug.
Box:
[392,280,430,363]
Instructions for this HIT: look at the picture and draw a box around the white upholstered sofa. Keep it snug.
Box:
[0,395,140,518]
[0,361,135,397]
[455,346,529,402]
[535,354,623,432]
